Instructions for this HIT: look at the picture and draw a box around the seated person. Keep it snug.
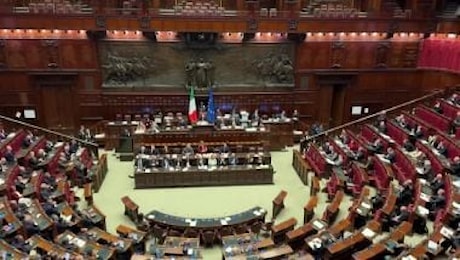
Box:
[218,153,227,166]
[353,147,366,163]
[326,148,338,162]
[23,214,40,236]
[378,121,387,134]
[11,234,30,252]
[433,101,443,114]
[220,143,231,154]
[448,93,460,105]
[196,154,206,168]
[436,141,448,157]
[338,130,349,144]
[430,174,445,192]
[4,145,15,164]
[402,139,415,152]
[182,143,194,156]
[0,128,6,140]
[395,114,408,129]
[428,135,440,147]
[0,157,6,173]
[22,135,32,149]
[150,145,160,156]
[69,139,79,154]
[138,146,149,156]
[397,180,414,206]
[451,156,460,176]
[452,111,460,129]
[411,125,423,139]
[384,147,396,163]
[390,206,410,226]
[368,138,384,154]
[160,154,172,169]
[371,192,385,213]
[197,141,208,154]
[42,198,58,216]
[420,159,435,180]
[208,154,218,167]
[428,188,446,212]
[28,151,39,170]
[228,153,238,166]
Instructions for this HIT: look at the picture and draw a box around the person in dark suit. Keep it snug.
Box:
[412,125,423,139]
[0,157,6,173]
[150,145,160,156]
[4,145,15,164]
[353,147,366,163]
[69,139,79,154]
[338,130,349,144]
[0,128,6,141]
[451,156,460,176]
[28,151,39,170]
[390,206,410,226]
[22,135,32,149]
[433,101,443,114]
[42,198,58,216]
[228,153,238,166]
[369,139,384,154]
[437,141,448,157]
[182,143,195,156]
[220,143,231,154]
[420,159,435,181]
[428,189,446,213]
[403,139,415,152]
[384,147,396,163]
[378,121,387,134]
[10,235,30,252]
[397,180,414,206]
[431,174,445,192]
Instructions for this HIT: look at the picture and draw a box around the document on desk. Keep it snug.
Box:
[427,240,439,253]
[420,193,431,202]
[361,228,376,239]
[220,219,228,225]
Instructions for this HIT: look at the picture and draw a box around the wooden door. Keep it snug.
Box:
[40,85,75,131]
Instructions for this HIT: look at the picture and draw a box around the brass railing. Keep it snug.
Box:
[304,88,447,142]
[0,114,99,157]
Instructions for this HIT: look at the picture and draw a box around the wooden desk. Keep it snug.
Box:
[0,239,28,258]
[135,165,274,188]
[310,176,320,196]
[263,120,294,150]
[28,235,81,258]
[146,207,266,245]
[271,217,297,244]
[323,190,344,224]
[55,230,115,260]
[88,227,133,254]
[84,182,93,205]
[292,149,310,185]
[133,128,271,152]
[286,221,320,250]
[304,196,318,224]
[82,205,106,230]
[325,221,381,260]
[121,196,139,223]
[116,225,147,244]
[0,197,24,238]
[258,244,294,259]
[272,190,287,219]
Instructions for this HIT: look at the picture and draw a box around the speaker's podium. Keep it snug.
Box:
[116,136,134,161]
[193,121,216,132]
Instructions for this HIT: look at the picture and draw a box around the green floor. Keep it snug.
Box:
[76,146,426,259]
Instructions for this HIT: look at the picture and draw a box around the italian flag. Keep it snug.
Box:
[188,87,198,124]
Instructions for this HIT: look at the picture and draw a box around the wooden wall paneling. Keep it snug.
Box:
[106,18,141,30]
[59,40,100,69]
[296,42,331,70]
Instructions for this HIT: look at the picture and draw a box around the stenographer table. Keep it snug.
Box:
[135,165,274,188]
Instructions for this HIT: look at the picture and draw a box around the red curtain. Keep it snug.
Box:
[418,39,460,72]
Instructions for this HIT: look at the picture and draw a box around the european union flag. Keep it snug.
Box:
[207,88,216,124]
